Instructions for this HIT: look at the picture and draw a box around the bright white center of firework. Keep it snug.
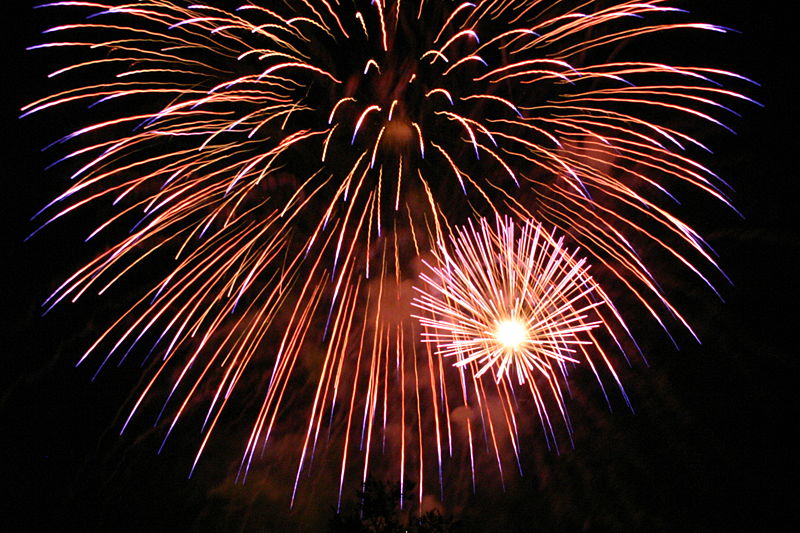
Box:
[494,319,527,350]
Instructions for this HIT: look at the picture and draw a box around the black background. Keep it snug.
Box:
[2,1,797,531]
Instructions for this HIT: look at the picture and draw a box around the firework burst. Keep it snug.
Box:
[25,0,752,505]
[413,217,625,393]
[412,217,632,486]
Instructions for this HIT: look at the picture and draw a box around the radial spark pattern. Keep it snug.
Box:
[26,0,751,505]
[413,217,624,393]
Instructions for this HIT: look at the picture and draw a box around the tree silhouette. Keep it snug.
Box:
[329,477,460,533]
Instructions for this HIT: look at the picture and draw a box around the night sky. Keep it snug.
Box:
[2,1,797,531]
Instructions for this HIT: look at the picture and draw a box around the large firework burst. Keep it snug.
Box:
[26,0,751,505]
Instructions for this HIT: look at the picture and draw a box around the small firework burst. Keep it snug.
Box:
[414,217,628,431]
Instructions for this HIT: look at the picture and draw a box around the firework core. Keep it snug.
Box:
[494,319,528,351]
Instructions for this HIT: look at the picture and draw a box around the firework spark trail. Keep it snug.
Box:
[26,0,753,504]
